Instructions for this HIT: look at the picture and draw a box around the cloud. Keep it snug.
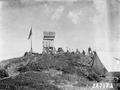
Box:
[21,0,31,2]
[68,10,82,24]
[44,4,54,15]
[52,6,64,20]
[35,0,77,1]
[67,5,96,24]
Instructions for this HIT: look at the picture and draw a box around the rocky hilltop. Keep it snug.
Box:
[0,50,110,90]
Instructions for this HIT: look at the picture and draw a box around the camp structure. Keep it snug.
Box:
[92,51,108,76]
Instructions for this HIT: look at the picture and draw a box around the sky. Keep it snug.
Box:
[0,0,120,72]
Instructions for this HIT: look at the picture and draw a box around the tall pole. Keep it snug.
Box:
[28,27,33,53]
[31,32,32,53]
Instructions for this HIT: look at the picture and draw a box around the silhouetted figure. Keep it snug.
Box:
[24,52,28,56]
[57,47,64,54]
[76,49,80,54]
[93,51,97,55]
[90,51,96,67]
[88,47,92,56]
[88,47,92,52]
[66,49,70,53]
[82,50,86,55]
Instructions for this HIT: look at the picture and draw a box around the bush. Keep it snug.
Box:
[0,69,9,78]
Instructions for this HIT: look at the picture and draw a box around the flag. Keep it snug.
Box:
[28,27,32,40]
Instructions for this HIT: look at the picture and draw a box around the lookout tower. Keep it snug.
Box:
[43,31,55,54]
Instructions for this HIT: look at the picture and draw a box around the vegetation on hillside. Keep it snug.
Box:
[0,49,107,90]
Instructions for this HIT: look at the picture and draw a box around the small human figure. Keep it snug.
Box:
[88,47,92,52]
[88,47,92,56]
[76,49,80,54]
[82,50,86,55]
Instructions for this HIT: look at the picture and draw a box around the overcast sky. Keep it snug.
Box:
[0,0,120,71]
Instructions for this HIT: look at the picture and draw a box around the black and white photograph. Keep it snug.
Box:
[0,0,120,90]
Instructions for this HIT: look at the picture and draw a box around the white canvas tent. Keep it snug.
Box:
[92,52,108,76]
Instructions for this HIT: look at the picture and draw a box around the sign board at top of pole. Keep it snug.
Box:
[43,31,55,40]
